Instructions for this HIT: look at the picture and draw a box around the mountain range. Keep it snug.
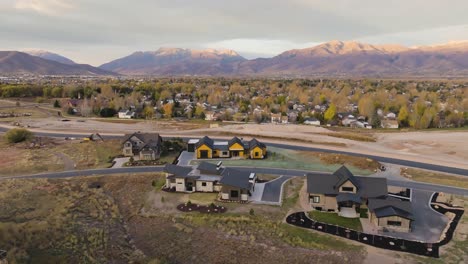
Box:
[0,51,115,76]
[23,50,76,65]
[2,41,468,77]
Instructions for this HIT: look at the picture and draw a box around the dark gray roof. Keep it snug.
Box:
[213,143,229,151]
[164,164,194,178]
[306,166,387,199]
[336,193,363,204]
[248,138,266,150]
[197,136,214,149]
[368,197,413,220]
[123,132,162,146]
[197,162,224,175]
[307,173,338,195]
[334,166,361,190]
[373,206,414,220]
[356,177,388,198]
[228,137,244,148]
[219,168,252,190]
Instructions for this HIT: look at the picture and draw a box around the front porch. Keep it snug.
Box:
[336,193,362,218]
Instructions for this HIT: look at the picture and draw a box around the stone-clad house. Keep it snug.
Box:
[122,132,163,160]
[164,161,256,202]
[307,166,414,232]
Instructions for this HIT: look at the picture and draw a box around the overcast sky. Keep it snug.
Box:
[1,0,468,66]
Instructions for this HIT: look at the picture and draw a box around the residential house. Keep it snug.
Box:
[304,117,321,126]
[306,166,413,232]
[118,109,135,119]
[205,111,222,121]
[281,115,289,124]
[386,112,397,120]
[122,132,163,160]
[193,136,267,160]
[164,162,256,202]
[271,113,282,123]
[368,198,414,232]
[381,119,399,129]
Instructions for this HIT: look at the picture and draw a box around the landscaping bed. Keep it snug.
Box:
[177,202,227,214]
[126,160,167,166]
[309,210,363,231]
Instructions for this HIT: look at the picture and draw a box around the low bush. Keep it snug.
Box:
[5,128,33,143]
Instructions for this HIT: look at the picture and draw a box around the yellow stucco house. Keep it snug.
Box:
[193,136,266,159]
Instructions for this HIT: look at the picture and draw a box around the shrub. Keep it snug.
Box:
[53,100,61,108]
[5,128,33,143]
[249,208,255,216]
[99,107,117,117]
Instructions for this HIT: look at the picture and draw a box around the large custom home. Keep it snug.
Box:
[307,166,414,232]
[188,136,267,160]
[164,161,256,202]
[122,132,163,160]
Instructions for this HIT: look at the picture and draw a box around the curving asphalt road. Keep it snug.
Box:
[4,166,468,196]
[1,127,466,176]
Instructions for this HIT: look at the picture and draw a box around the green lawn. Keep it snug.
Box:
[192,147,376,175]
[309,211,362,231]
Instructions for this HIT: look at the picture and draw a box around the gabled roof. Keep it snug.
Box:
[368,197,413,220]
[334,166,360,190]
[139,139,161,151]
[228,137,244,148]
[219,168,252,190]
[249,138,266,150]
[164,164,194,178]
[306,166,387,198]
[197,161,224,175]
[196,136,214,149]
[122,132,162,145]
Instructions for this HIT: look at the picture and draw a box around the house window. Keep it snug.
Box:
[387,220,402,227]
[222,151,228,155]
[202,182,207,187]
[311,196,320,203]
[342,187,354,192]
[255,151,259,157]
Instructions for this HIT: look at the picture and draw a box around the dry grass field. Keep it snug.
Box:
[0,173,366,264]
[0,137,121,176]
[401,168,468,189]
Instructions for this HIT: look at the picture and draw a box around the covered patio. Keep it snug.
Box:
[337,193,362,218]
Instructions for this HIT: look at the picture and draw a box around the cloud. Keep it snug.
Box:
[14,0,74,15]
[1,1,468,65]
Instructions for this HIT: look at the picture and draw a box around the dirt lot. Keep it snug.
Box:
[2,116,467,170]
[0,137,121,176]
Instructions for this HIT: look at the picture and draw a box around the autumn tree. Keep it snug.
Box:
[358,96,375,118]
[324,103,336,122]
[162,103,174,118]
[397,105,409,127]
[143,106,154,119]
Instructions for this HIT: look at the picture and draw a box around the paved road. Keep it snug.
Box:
[261,175,294,203]
[5,166,468,196]
[1,127,466,176]
[379,190,448,243]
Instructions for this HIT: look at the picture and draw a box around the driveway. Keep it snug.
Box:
[112,157,130,168]
[377,190,449,243]
[177,151,195,166]
[260,176,294,204]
